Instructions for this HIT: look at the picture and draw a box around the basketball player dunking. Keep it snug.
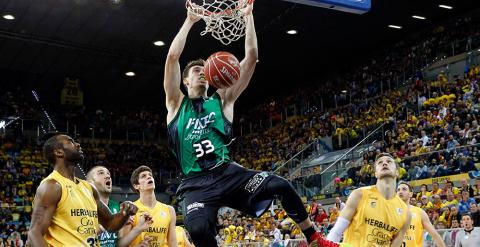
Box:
[164,3,331,247]
[27,134,137,247]
[327,153,412,247]
[396,181,446,247]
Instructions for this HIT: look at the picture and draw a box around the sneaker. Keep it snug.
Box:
[309,232,339,247]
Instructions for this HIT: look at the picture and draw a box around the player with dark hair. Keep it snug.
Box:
[164,3,329,247]
[119,165,177,247]
[397,181,446,247]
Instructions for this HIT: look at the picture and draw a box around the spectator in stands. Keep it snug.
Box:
[314,208,328,226]
[470,202,480,227]
[444,191,459,208]
[309,200,320,219]
[410,197,417,207]
[334,197,345,211]
[459,155,477,173]
[431,182,442,196]
[328,207,338,224]
[420,195,433,210]
[418,161,430,179]
[269,223,282,243]
[444,181,460,195]
[458,190,476,215]
[455,213,480,246]
[319,218,332,237]
[474,178,480,200]
[443,218,461,247]
[449,206,461,225]
[417,184,429,200]
[432,194,443,210]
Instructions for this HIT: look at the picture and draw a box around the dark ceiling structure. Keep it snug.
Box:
[1,0,479,109]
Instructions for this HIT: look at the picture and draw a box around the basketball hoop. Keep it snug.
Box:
[186,0,253,45]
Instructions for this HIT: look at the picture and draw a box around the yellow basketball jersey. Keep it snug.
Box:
[38,170,99,246]
[176,226,187,247]
[130,200,171,247]
[403,206,424,247]
[343,186,409,246]
[163,226,188,247]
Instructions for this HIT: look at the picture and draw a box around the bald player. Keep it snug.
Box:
[87,166,121,247]
[27,134,137,247]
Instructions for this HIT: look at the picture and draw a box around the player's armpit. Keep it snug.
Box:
[391,209,412,247]
[27,179,62,247]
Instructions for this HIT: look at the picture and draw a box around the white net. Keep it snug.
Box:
[186,0,251,45]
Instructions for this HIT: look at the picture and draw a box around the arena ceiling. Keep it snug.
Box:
[0,0,479,108]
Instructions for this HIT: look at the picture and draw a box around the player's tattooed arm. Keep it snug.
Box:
[27,180,62,247]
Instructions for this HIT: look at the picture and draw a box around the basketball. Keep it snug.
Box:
[204,51,241,89]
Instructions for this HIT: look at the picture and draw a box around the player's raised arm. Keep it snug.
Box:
[27,180,62,247]
[218,2,258,107]
[165,9,201,119]
[326,189,362,242]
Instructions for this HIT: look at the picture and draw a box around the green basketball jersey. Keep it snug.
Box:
[168,93,232,176]
[98,199,120,247]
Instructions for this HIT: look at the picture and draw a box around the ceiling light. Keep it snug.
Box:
[388,25,402,29]
[342,90,347,93]
[439,5,452,10]
[287,30,297,35]
[153,41,165,46]
[3,15,14,20]
[412,15,426,20]
[125,71,135,77]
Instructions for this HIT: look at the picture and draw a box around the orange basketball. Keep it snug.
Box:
[204,51,241,89]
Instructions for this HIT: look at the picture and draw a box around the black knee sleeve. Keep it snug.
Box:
[263,175,309,223]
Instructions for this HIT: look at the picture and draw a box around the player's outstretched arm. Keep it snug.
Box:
[421,209,446,247]
[218,3,257,109]
[168,206,178,247]
[164,10,201,119]
[27,180,62,247]
[391,209,412,247]
[326,189,362,242]
[92,184,138,232]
